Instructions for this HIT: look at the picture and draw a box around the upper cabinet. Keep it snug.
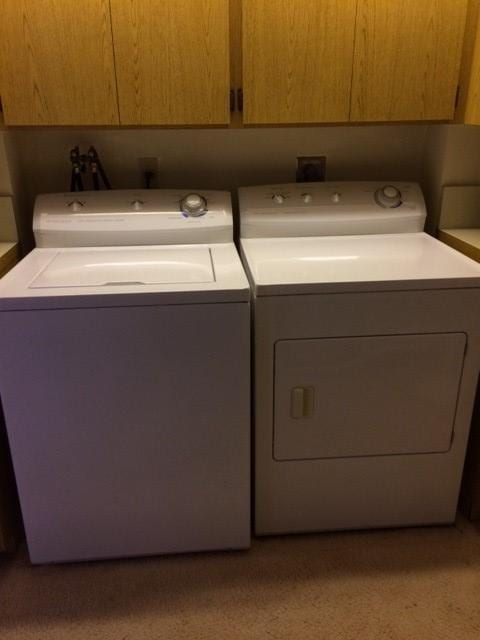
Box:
[0,0,476,127]
[0,0,119,126]
[110,0,230,125]
[456,0,480,124]
[351,0,469,122]
[242,0,468,124]
[242,0,357,124]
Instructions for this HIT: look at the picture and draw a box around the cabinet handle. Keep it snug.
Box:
[237,88,243,112]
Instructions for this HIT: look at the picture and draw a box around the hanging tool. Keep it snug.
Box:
[87,146,111,190]
[69,146,85,192]
[69,146,112,191]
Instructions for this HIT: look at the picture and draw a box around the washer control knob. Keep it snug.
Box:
[302,193,313,204]
[331,192,341,204]
[272,194,285,204]
[68,200,84,212]
[375,185,402,209]
[131,199,144,211]
[180,193,207,217]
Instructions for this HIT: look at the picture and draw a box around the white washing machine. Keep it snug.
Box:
[0,189,250,563]
[239,181,480,535]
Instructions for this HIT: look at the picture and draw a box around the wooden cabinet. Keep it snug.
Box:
[242,0,357,124]
[351,0,468,122]
[242,0,468,125]
[0,0,119,126]
[456,0,480,124]
[110,0,230,125]
[0,0,473,126]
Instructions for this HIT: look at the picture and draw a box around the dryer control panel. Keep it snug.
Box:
[239,182,427,238]
[34,189,233,247]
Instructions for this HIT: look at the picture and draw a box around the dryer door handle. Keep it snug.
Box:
[290,387,315,419]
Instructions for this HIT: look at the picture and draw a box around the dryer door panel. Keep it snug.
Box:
[273,333,466,461]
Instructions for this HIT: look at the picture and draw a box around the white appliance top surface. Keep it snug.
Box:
[241,233,480,295]
[0,243,249,309]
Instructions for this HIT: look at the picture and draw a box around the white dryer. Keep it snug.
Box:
[239,182,480,535]
[0,189,250,563]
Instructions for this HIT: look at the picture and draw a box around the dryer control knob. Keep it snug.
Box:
[180,193,207,217]
[68,200,84,212]
[375,185,402,209]
[302,193,313,204]
[272,194,285,204]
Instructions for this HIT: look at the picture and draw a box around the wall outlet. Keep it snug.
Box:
[296,156,326,182]
[138,157,159,188]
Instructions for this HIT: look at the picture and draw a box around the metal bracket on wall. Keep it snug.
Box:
[236,88,243,112]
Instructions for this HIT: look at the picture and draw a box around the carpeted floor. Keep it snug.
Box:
[1,517,480,639]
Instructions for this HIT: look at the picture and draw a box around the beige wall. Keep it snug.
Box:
[10,125,429,194]
[0,133,14,195]
[422,125,480,233]
[8,124,428,246]
[0,131,26,248]
[4,123,480,248]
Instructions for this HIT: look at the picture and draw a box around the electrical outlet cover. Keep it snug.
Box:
[296,156,326,183]
[138,157,159,188]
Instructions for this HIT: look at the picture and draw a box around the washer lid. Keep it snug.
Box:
[241,232,480,295]
[29,246,214,289]
[0,243,250,309]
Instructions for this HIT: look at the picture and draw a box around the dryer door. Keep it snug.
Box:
[273,333,466,461]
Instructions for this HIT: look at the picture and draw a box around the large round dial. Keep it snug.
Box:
[180,193,207,217]
[375,185,402,209]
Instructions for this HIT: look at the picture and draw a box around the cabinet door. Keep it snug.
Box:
[351,0,468,122]
[0,1,119,125]
[242,0,357,124]
[110,0,230,125]
[456,0,480,124]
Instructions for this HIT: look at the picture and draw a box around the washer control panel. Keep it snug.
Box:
[239,182,427,238]
[34,189,232,247]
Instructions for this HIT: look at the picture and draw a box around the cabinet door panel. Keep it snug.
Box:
[457,0,480,124]
[0,0,119,125]
[242,0,357,124]
[110,0,230,125]
[351,0,468,121]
